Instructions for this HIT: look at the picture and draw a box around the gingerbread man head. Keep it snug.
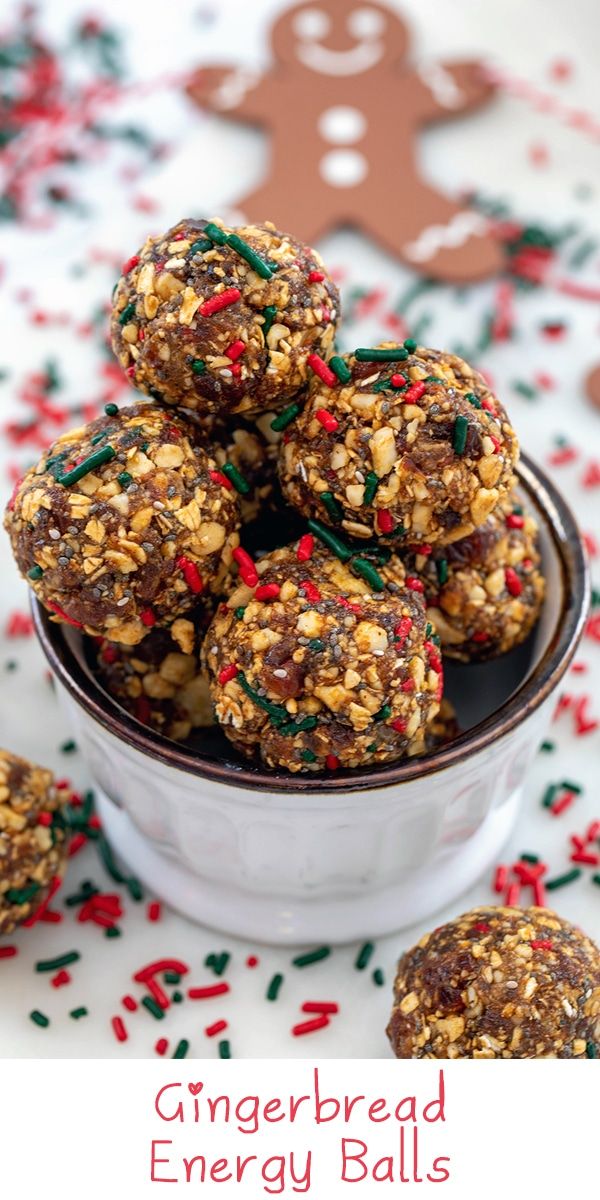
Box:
[271,0,409,75]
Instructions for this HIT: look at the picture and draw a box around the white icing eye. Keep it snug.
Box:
[348,7,385,39]
[293,8,331,41]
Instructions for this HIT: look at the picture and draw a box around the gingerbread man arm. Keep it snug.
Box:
[185,65,278,124]
[405,60,497,124]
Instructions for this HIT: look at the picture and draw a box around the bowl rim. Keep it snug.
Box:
[32,453,590,795]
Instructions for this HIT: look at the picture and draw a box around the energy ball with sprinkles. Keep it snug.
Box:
[0,749,69,936]
[387,906,600,1059]
[4,401,241,645]
[110,218,340,418]
[203,537,443,773]
[95,613,214,743]
[404,489,545,661]
[279,343,519,546]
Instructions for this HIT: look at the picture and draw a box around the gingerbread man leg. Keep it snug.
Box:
[370,182,504,283]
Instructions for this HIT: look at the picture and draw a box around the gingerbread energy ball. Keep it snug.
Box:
[0,749,69,935]
[111,218,339,418]
[280,342,518,545]
[4,402,240,645]
[405,491,545,661]
[96,616,213,742]
[204,537,443,772]
[387,906,600,1059]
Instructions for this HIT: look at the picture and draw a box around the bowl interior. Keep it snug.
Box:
[33,454,589,793]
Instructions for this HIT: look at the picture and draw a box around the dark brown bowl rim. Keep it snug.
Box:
[32,453,590,794]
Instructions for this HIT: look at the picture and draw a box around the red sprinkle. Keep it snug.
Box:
[325,754,340,771]
[571,851,600,866]
[401,678,415,693]
[200,287,241,317]
[300,580,321,603]
[391,718,407,733]
[394,616,413,645]
[551,791,576,816]
[121,255,140,275]
[47,601,83,629]
[177,555,204,594]
[246,955,259,968]
[134,958,190,982]
[493,864,508,894]
[472,922,491,934]
[218,664,239,686]
[376,509,395,534]
[111,1016,128,1043]
[586,820,600,842]
[391,373,407,388]
[530,939,553,951]
[307,353,337,387]
[210,469,233,490]
[205,1019,228,1037]
[505,567,523,597]
[255,583,281,602]
[315,408,339,432]
[297,534,314,562]
[188,983,230,1000]
[37,811,53,827]
[403,381,426,404]
[308,270,325,283]
[505,882,521,906]
[51,969,71,988]
[225,339,246,361]
[233,547,258,587]
[155,1038,169,1056]
[122,995,138,1012]
[0,946,18,960]
[302,1001,339,1014]
[140,608,156,627]
[147,901,161,923]
[292,1014,330,1037]
[405,576,424,593]
[506,513,525,529]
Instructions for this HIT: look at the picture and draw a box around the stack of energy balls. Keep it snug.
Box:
[5,218,545,776]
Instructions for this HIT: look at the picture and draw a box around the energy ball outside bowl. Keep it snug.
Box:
[4,401,241,645]
[279,343,519,546]
[387,906,600,1059]
[110,218,340,419]
[0,749,69,936]
[95,613,214,742]
[404,489,545,662]
[203,538,443,773]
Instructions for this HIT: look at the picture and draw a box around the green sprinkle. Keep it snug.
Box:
[301,749,316,763]
[142,996,165,1020]
[436,559,448,585]
[6,882,40,905]
[226,232,273,279]
[546,868,582,891]
[267,973,284,1001]
[308,638,325,651]
[292,946,331,968]
[65,883,98,907]
[237,673,289,725]
[262,305,277,337]
[222,461,250,495]
[203,221,227,245]
[234,606,246,619]
[57,445,115,486]
[329,355,352,384]
[363,471,379,505]
[539,740,555,752]
[118,302,136,325]
[465,391,481,409]
[172,1039,190,1059]
[191,358,206,375]
[560,780,583,794]
[30,1010,50,1028]
[372,376,395,393]
[205,952,230,977]
[453,415,468,455]
[35,950,81,974]
[171,992,183,1002]
[319,490,344,522]
[374,704,392,722]
[60,738,77,754]
[90,431,108,445]
[592,874,600,888]
[355,942,375,971]
[355,347,408,362]
[372,968,385,987]
[541,784,558,808]
[520,853,539,864]
[105,925,121,939]
[366,742,377,753]
[270,402,301,432]
[190,238,212,254]
[69,1007,88,1020]
[425,376,444,384]
[117,471,132,488]
[126,876,144,902]
[165,971,181,985]
[403,338,417,352]
[352,558,384,591]
[586,1041,597,1058]
[97,834,127,885]
[27,564,43,580]
[307,518,352,562]
[218,1039,231,1059]
[278,715,318,737]
[512,379,537,400]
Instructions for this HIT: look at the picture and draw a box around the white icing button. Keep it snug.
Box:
[319,149,368,187]
[318,105,367,144]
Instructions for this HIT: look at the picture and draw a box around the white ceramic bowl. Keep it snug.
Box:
[32,455,589,944]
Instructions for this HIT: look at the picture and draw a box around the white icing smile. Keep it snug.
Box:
[296,40,383,75]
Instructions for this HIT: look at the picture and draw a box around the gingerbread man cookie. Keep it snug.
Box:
[187,0,503,282]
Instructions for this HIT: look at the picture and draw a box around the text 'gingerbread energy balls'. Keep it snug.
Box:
[111,219,340,418]
[387,906,600,1059]
[0,749,69,935]
[204,536,443,772]
[279,343,519,545]
[96,615,214,743]
[404,489,545,661]
[4,401,240,645]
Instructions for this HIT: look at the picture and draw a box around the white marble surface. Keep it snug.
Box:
[0,0,599,1057]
